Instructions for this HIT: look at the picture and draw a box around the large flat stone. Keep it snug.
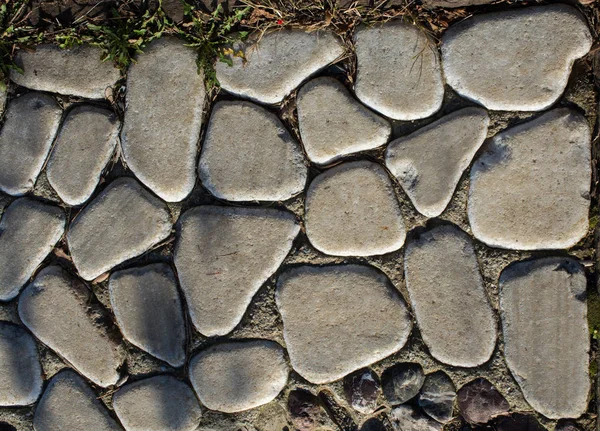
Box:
[19,266,125,387]
[386,108,489,217]
[11,44,120,99]
[174,206,299,336]
[198,101,307,202]
[67,177,173,281]
[46,105,119,206]
[441,5,592,111]
[216,29,344,104]
[354,22,444,120]
[468,108,591,250]
[0,92,62,195]
[404,224,496,367]
[499,257,589,419]
[0,198,65,301]
[305,161,406,256]
[276,264,412,383]
[121,37,206,202]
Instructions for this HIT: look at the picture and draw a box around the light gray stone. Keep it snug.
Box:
[19,266,125,387]
[121,37,206,202]
[386,108,489,217]
[109,263,186,367]
[0,322,43,406]
[404,224,496,367]
[276,265,412,384]
[174,205,299,336]
[468,108,591,250]
[354,22,444,120]
[499,257,589,419]
[113,375,202,431]
[11,44,120,99]
[0,92,62,195]
[199,101,307,202]
[441,5,592,111]
[189,340,289,413]
[34,369,122,431]
[389,405,442,431]
[67,177,173,281]
[0,198,65,301]
[297,77,391,164]
[305,161,405,256]
[418,372,456,423]
[46,105,119,206]
[216,29,344,104]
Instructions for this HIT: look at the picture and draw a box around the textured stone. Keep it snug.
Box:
[67,177,173,281]
[189,340,289,413]
[11,44,120,99]
[404,224,496,367]
[441,5,592,111]
[199,101,307,202]
[276,264,412,383]
[354,22,444,120]
[216,29,344,104]
[121,37,205,202]
[46,105,119,206]
[174,206,299,336]
[288,389,328,431]
[495,414,544,431]
[297,77,391,164]
[382,362,425,405]
[386,108,489,217]
[113,375,202,431]
[344,369,381,414]
[109,263,186,367]
[305,161,405,256]
[457,378,509,424]
[255,402,290,431]
[499,257,589,419]
[468,108,591,250]
[389,405,442,431]
[34,370,122,431]
[19,266,124,387]
[0,322,43,406]
[418,372,456,423]
[0,198,65,301]
[0,92,61,195]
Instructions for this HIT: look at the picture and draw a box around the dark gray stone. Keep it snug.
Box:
[382,363,425,405]
[418,372,456,423]
[457,378,509,424]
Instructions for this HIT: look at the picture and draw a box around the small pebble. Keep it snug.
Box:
[495,413,544,431]
[418,371,456,423]
[389,405,442,431]
[382,363,425,405]
[343,369,381,414]
[457,378,509,424]
[288,389,328,431]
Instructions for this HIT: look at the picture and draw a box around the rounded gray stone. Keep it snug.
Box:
[418,371,456,423]
[199,101,307,202]
[468,108,591,250]
[441,5,592,111]
[46,105,119,206]
[382,362,425,405]
[109,263,186,367]
[189,340,289,413]
[297,77,391,164]
[389,405,442,431]
[67,177,173,281]
[276,264,412,384]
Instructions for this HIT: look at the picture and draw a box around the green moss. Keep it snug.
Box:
[590,357,598,379]
[588,289,600,338]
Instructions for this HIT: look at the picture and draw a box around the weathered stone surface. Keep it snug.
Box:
[382,362,425,405]
[19,266,124,387]
[199,101,307,202]
[288,389,328,431]
[344,369,381,414]
[305,161,405,256]
[354,22,444,120]
[418,372,456,423]
[46,105,119,206]
[189,340,289,413]
[0,322,43,406]
[468,108,591,250]
[216,29,344,104]
[297,77,391,164]
[495,414,544,431]
[67,177,173,281]
[113,375,202,431]
[389,405,442,431]
[11,44,120,99]
[34,369,122,431]
[174,206,299,336]
[109,263,186,367]
[386,108,489,217]
[121,37,205,202]
[457,378,509,424]
[0,92,61,196]
[0,198,65,301]
[276,264,412,384]
[499,257,589,419]
[404,224,496,367]
[441,5,592,111]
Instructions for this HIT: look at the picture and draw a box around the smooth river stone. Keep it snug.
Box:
[389,405,442,431]
[418,371,456,423]
[457,378,509,424]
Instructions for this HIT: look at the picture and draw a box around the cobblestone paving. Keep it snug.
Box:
[0,3,597,431]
